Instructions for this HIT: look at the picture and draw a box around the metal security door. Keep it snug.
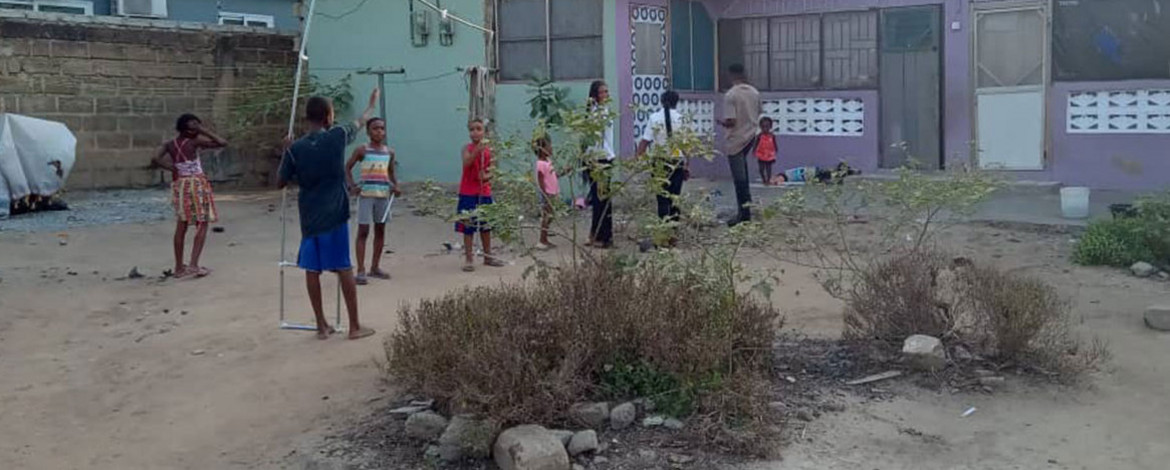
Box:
[974,5,1047,170]
[880,6,942,169]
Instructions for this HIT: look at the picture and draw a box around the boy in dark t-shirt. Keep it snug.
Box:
[278,89,379,340]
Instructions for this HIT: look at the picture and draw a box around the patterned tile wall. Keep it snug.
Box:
[762,98,865,136]
[1067,90,1170,134]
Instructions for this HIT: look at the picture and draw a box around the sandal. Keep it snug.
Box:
[348,328,376,340]
[193,266,212,278]
[368,269,391,280]
[484,257,507,268]
[462,263,476,272]
[355,273,369,285]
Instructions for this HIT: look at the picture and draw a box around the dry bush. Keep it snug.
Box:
[959,264,1109,376]
[842,250,954,342]
[385,258,781,452]
[843,251,1106,379]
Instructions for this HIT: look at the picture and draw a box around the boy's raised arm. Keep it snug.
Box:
[461,143,476,167]
[193,121,228,149]
[351,88,380,132]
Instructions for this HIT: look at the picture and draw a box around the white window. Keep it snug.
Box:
[0,0,94,15]
[218,11,275,28]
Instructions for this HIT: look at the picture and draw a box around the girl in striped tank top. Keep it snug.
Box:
[345,118,400,285]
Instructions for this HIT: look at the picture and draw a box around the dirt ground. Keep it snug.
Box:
[1,189,1168,470]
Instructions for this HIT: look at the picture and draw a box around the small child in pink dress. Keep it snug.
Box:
[534,135,558,250]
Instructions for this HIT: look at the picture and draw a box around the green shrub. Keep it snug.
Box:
[1073,218,1158,267]
[1073,191,1170,267]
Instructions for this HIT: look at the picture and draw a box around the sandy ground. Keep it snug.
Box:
[1,190,1168,470]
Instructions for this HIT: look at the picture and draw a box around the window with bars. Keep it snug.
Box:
[498,0,603,81]
[719,10,878,91]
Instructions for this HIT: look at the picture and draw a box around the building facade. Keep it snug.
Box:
[0,0,297,30]
[307,0,1168,190]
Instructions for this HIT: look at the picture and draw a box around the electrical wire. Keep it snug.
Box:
[415,0,495,36]
[386,69,463,84]
[314,0,372,21]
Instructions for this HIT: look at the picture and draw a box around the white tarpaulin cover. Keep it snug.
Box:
[0,114,77,219]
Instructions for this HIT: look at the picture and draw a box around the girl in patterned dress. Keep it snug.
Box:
[151,114,227,279]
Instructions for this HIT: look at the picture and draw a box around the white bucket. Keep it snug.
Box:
[1060,187,1091,219]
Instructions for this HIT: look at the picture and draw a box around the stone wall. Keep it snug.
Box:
[0,12,297,189]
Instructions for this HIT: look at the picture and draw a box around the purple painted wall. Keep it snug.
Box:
[713,0,972,173]
[615,0,1170,189]
[681,90,880,179]
[1049,80,1170,190]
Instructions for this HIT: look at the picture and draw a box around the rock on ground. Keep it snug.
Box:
[405,411,448,441]
[438,415,500,462]
[550,429,574,447]
[388,405,429,417]
[609,402,636,430]
[1131,262,1158,278]
[1145,305,1170,332]
[493,425,570,470]
[569,402,609,429]
[902,334,947,371]
[663,418,684,430]
[642,415,665,427]
[567,430,598,456]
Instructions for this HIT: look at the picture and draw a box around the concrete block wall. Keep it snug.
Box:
[0,14,296,189]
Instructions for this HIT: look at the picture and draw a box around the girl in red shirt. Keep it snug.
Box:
[755,116,778,185]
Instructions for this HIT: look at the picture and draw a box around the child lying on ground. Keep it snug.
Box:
[769,162,861,185]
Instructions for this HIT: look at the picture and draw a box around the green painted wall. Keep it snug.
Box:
[307,0,618,183]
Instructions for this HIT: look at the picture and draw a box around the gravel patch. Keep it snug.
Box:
[0,189,170,233]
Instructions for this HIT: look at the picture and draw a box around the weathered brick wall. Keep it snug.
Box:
[0,13,296,189]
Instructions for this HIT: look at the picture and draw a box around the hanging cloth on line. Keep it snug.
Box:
[466,66,495,125]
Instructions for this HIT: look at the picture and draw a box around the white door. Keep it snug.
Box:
[974,6,1047,170]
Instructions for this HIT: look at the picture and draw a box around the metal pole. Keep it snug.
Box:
[378,74,387,119]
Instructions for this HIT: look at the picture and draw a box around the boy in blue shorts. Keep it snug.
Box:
[278,89,379,340]
[456,119,507,272]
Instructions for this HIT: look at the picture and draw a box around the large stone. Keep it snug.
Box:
[1131,262,1158,278]
[567,430,598,456]
[609,402,636,430]
[405,411,448,441]
[663,418,684,430]
[438,415,500,462]
[1145,305,1170,332]
[550,429,574,447]
[569,402,609,429]
[493,425,570,470]
[902,334,947,371]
